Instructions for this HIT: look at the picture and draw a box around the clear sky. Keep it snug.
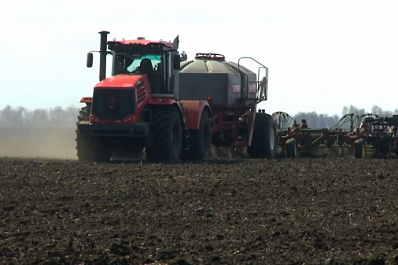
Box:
[1,0,397,116]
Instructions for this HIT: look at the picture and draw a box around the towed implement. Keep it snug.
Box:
[326,113,398,158]
[272,111,327,158]
[76,31,276,162]
[273,112,398,159]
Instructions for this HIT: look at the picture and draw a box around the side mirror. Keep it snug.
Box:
[86,52,93,68]
[173,54,180,70]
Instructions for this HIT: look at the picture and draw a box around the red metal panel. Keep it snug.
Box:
[79,97,92,104]
[148,97,178,105]
[180,100,211,130]
[95,75,145,88]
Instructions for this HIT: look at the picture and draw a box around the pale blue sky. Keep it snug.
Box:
[1,0,397,115]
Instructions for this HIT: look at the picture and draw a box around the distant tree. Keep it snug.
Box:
[370,105,394,117]
[341,105,396,117]
[66,106,79,124]
[0,105,25,126]
[371,105,383,115]
[25,109,49,126]
[318,113,339,128]
[283,105,397,130]
[294,111,316,127]
[49,106,65,124]
[0,106,80,127]
[341,105,365,116]
[293,112,339,129]
[48,106,79,126]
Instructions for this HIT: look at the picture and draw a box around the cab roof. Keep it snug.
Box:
[107,38,175,53]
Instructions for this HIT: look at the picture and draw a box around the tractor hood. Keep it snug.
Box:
[90,74,149,123]
[94,74,145,89]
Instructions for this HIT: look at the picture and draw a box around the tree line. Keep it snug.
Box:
[0,106,79,127]
[293,105,397,129]
[0,104,396,128]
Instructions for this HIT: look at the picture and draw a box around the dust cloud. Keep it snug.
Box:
[0,126,77,160]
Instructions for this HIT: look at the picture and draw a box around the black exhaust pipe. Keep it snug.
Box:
[99,31,109,81]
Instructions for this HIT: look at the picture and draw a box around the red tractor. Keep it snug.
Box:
[76,31,276,162]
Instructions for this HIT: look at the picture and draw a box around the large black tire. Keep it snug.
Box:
[146,106,182,163]
[286,138,297,158]
[247,113,277,159]
[76,131,92,162]
[183,110,211,161]
[77,105,90,123]
[76,106,92,162]
[395,145,398,157]
[354,138,366,158]
[76,105,111,162]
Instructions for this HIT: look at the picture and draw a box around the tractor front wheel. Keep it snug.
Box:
[146,106,182,163]
[75,105,112,162]
[76,133,111,162]
[286,138,297,158]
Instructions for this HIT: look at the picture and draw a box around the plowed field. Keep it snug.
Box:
[1,156,398,265]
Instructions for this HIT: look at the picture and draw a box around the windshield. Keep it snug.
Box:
[113,53,162,75]
[112,53,166,93]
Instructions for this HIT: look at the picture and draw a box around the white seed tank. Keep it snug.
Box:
[179,53,258,107]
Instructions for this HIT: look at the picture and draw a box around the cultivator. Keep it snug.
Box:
[273,112,398,159]
[272,111,327,158]
[325,113,398,158]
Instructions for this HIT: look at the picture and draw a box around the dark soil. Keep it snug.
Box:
[1,157,398,265]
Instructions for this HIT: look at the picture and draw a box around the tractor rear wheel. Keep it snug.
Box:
[77,105,90,123]
[146,106,182,163]
[354,138,366,158]
[183,110,211,161]
[286,138,297,158]
[247,113,277,159]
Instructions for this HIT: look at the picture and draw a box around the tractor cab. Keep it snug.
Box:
[87,31,182,97]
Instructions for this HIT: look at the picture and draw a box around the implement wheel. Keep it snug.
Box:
[286,138,297,158]
[183,110,211,161]
[354,138,366,158]
[247,113,277,159]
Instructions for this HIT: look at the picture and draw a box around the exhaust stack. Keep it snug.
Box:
[99,31,109,81]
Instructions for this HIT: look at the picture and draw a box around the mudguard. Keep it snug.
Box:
[180,100,211,130]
